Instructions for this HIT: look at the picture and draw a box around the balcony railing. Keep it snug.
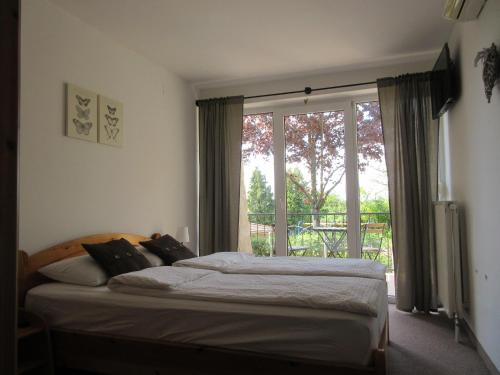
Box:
[248,212,393,272]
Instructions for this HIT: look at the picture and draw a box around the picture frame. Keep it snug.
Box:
[66,84,98,143]
[98,95,123,147]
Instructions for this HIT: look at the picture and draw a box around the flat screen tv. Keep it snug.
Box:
[431,43,456,119]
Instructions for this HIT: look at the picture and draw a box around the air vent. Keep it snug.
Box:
[443,0,487,21]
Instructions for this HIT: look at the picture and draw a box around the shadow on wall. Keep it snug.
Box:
[451,44,463,102]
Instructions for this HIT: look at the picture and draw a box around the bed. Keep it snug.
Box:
[18,233,389,375]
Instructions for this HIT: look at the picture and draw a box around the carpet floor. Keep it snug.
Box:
[387,304,491,375]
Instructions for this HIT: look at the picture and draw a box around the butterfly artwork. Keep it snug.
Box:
[107,105,116,115]
[98,95,123,147]
[75,105,90,120]
[104,114,119,127]
[66,84,98,142]
[76,95,91,107]
[104,125,120,140]
[104,113,120,141]
[72,119,93,135]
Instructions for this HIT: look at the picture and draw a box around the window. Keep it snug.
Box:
[285,110,347,257]
[242,113,275,256]
[241,98,393,293]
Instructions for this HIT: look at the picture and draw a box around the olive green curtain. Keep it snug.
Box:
[377,74,438,312]
[198,96,244,255]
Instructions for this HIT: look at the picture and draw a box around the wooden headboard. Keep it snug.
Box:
[18,233,155,305]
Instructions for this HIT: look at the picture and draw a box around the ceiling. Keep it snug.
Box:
[50,0,453,86]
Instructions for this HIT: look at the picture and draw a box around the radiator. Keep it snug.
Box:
[434,201,464,341]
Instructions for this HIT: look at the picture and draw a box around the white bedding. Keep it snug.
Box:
[108,267,385,317]
[174,252,387,280]
[26,282,387,365]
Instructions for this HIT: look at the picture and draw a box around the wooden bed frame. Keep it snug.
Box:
[18,233,388,375]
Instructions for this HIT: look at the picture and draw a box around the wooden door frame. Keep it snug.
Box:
[0,0,19,374]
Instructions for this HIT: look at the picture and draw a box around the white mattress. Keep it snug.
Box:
[26,282,387,366]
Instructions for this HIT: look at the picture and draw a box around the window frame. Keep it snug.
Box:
[243,92,380,257]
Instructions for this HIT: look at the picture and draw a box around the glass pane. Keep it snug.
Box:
[242,113,275,256]
[356,101,394,295]
[284,110,347,257]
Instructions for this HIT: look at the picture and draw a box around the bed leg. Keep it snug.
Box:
[374,349,387,375]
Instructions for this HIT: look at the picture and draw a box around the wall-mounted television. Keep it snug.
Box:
[431,43,456,119]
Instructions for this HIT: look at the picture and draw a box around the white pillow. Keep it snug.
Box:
[38,246,164,287]
[135,245,164,267]
[38,255,109,286]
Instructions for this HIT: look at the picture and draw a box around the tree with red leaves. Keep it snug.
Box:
[242,102,383,225]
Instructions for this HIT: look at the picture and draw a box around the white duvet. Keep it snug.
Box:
[108,266,385,317]
[174,252,387,280]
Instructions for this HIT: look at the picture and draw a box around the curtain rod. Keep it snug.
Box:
[195,80,377,106]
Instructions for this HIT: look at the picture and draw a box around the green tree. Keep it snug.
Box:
[286,169,310,225]
[247,168,275,224]
[243,103,384,225]
[359,187,390,224]
[321,194,347,224]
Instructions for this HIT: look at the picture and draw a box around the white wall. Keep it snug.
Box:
[19,0,197,253]
[446,0,500,370]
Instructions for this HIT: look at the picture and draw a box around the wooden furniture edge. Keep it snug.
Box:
[18,308,46,339]
[17,309,55,374]
[18,233,151,306]
[51,323,387,375]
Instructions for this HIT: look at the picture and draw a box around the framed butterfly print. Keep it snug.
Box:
[98,95,123,147]
[66,84,98,142]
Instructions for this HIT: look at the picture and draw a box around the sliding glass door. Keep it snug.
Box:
[275,100,360,258]
[241,113,275,256]
[284,109,347,258]
[242,97,391,270]
[355,101,394,294]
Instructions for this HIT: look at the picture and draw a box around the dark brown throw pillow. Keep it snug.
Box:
[140,234,195,266]
[83,238,152,277]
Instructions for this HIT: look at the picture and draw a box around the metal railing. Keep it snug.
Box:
[248,212,393,272]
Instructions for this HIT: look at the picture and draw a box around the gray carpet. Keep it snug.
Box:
[388,304,491,375]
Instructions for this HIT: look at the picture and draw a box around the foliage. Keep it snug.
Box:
[243,103,384,223]
[285,111,345,223]
[247,168,274,224]
[359,187,390,221]
[321,194,347,214]
[251,237,272,256]
[286,168,310,224]
[284,229,393,270]
[356,102,384,171]
[242,113,274,157]
[244,103,392,261]
[359,188,392,252]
